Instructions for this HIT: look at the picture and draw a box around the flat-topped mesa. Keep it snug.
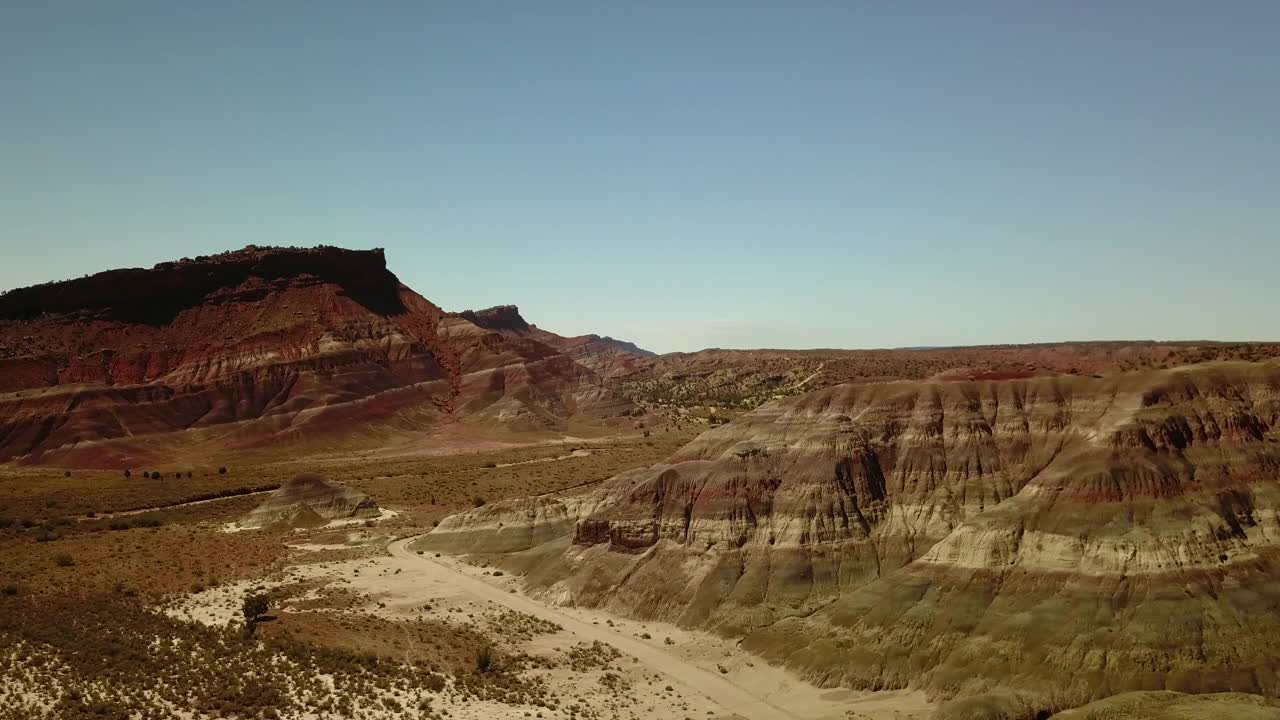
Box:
[588,336,656,358]
[0,245,640,465]
[419,361,1280,717]
[447,305,656,380]
[0,245,397,323]
[452,305,531,333]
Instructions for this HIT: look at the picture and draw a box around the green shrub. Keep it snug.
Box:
[422,673,446,692]
[242,592,270,635]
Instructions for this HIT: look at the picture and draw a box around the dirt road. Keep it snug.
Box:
[77,488,277,522]
[388,536,797,720]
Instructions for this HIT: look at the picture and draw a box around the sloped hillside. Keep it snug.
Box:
[421,361,1280,717]
[0,246,636,465]
[453,304,655,380]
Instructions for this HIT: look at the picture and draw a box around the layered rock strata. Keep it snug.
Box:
[0,246,636,464]
[240,473,380,529]
[420,362,1280,716]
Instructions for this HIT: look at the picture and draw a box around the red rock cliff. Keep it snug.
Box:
[0,246,634,465]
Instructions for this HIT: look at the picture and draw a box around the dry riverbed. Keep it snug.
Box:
[168,532,933,720]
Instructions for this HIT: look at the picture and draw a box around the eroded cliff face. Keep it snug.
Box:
[421,362,1280,716]
[0,247,636,464]
[743,364,1280,715]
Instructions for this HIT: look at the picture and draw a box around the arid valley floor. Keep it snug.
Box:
[0,431,935,720]
[3,247,1280,720]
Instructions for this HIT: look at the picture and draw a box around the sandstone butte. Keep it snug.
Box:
[0,246,642,467]
[419,361,1280,719]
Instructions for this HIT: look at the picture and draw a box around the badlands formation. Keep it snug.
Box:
[4,245,1274,468]
[238,473,381,529]
[5,245,1280,720]
[0,246,639,466]
[424,361,1280,718]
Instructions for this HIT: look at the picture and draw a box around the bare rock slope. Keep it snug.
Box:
[420,361,1280,717]
[0,246,637,465]
[453,304,655,379]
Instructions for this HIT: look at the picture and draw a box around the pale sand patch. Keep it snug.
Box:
[169,562,720,719]
[165,531,933,719]
[324,507,401,528]
[315,536,931,720]
[222,507,400,533]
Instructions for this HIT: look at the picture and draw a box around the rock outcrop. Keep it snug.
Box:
[427,496,584,555]
[240,474,380,529]
[420,361,1280,717]
[0,246,638,465]
[452,304,656,380]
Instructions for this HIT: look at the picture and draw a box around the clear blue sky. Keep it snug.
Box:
[2,2,1276,353]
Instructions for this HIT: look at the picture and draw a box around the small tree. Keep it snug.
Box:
[218,467,228,475]
[242,592,270,636]
[123,469,131,478]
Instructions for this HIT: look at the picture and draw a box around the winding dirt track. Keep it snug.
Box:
[76,488,277,522]
[387,536,796,720]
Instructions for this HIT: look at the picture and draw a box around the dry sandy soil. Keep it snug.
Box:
[15,360,1280,719]
[167,529,934,720]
